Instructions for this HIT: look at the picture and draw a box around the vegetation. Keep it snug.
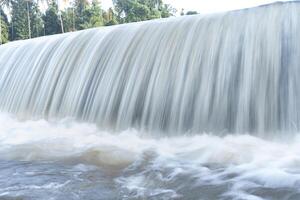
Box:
[43,1,62,35]
[0,0,198,44]
[113,0,175,23]
[0,7,9,44]
[10,0,44,40]
[186,11,198,15]
[180,9,198,16]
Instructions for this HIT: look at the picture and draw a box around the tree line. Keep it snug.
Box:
[0,0,196,44]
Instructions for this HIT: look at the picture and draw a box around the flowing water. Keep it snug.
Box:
[0,2,300,200]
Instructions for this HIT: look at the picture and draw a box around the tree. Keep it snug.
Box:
[1,0,177,43]
[10,0,43,40]
[43,0,61,35]
[113,0,174,23]
[61,7,76,32]
[0,7,9,44]
[180,8,184,16]
[160,4,175,18]
[186,11,198,15]
[72,0,104,30]
[79,0,104,29]
[10,0,28,40]
[126,1,151,22]
[88,0,104,27]
[103,7,118,26]
[73,0,88,30]
[1,0,15,41]
[30,2,44,37]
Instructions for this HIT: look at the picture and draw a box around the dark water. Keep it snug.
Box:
[1,158,300,200]
[0,160,118,200]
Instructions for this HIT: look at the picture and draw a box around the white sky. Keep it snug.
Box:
[101,0,290,14]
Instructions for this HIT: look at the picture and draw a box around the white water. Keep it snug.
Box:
[0,114,299,199]
[1,2,300,199]
[1,2,300,134]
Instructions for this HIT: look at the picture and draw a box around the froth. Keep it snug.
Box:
[0,114,300,199]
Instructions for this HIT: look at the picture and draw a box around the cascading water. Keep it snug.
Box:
[2,2,300,135]
[1,2,300,200]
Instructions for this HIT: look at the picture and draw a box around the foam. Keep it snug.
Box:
[0,113,300,199]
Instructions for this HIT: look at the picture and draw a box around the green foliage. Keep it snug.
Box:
[113,0,175,23]
[43,1,61,35]
[10,0,43,40]
[0,7,9,44]
[62,7,76,32]
[160,4,175,18]
[89,0,104,27]
[30,3,44,38]
[73,0,88,30]
[79,0,104,29]
[73,0,104,30]
[103,8,118,26]
[186,11,198,15]
[10,0,28,40]
[126,1,151,22]
[2,0,176,43]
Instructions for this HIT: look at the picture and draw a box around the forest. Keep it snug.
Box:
[0,0,198,44]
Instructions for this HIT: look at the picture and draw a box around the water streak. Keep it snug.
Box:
[0,2,299,135]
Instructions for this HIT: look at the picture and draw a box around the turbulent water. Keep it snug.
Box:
[0,114,299,200]
[1,1,300,200]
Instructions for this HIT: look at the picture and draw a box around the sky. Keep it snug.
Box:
[101,0,290,14]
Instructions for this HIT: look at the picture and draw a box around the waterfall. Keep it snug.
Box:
[0,2,299,135]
